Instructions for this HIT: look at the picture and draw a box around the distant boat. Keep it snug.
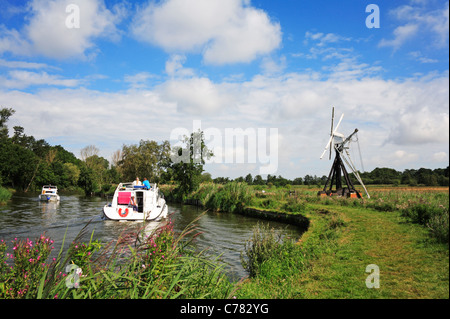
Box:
[102,182,168,221]
[39,185,60,202]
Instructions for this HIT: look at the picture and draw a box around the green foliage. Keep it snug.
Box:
[240,223,305,279]
[171,131,213,198]
[0,186,12,204]
[282,196,306,213]
[401,201,449,243]
[0,217,232,299]
[0,235,55,298]
[190,182,253,213]
[118,139,171,183]
[68,240,103,269]
[240,223,281,277]
[206,182,253,213]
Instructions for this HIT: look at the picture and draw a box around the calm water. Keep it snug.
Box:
[0,193,303,279]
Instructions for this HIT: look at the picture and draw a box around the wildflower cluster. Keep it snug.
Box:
[138,220,177,279]
[69,240,102,269]
[0,235,55,298]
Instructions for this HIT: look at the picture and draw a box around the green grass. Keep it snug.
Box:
[0,186,12,204]
[178,183,448,298]
[235,201,449,298]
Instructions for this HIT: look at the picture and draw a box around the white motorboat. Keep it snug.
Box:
[39,185,60,202]
[102,182,168,221]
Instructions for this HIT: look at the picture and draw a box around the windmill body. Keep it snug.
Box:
[318,107,370,198]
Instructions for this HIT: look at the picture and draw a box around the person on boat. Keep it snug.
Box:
[132,177,142,186]
[142,178,151,190]
[130,196,138,211]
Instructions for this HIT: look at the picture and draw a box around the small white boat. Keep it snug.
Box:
[102,182,168,221]
[39,185,60,202]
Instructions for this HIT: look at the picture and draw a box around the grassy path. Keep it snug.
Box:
[297,205,449,298]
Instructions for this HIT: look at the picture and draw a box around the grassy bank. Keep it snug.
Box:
[162,182,449,298]
[0,186,12,204]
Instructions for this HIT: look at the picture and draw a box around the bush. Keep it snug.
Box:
[427,211,449,244]
[401,201,449,244]
[0,186,12,204]
[282,197,306,213]
[240,223,281,277]
[240,223,305,279]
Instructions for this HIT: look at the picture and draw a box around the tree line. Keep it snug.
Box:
[209,166,449,188]
[0,107,208,197]
[1,107,448,198]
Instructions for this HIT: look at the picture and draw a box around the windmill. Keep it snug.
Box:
[318,107,370,198]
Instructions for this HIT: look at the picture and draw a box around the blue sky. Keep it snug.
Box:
[0,0,448,179]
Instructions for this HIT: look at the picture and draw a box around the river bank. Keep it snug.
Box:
[161,183,449,298]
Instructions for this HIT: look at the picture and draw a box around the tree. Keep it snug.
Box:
[244,173,253,185]
[119,139,171,183]
[78,164,97,195]
[171,131,213,197]
[63,163,81,187]
[253,175,264,185]
[80,145,99,163]
[0,107,15,139]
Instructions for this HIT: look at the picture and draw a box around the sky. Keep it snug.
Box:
[0,0,448,179]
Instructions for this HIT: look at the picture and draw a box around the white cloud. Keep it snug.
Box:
[0,70,80,89]
[158,77,230,114]
[0,0,126,59]
[165,54,195,77]
[379,24,419,51]
[124,72,156,89]
[304,31,351,47]
[0,58,59,70]
[1,69,448,177]
[379,1,449,50]
[408,51,439,63]
[131,0,281,64]
[432,152,448,162]
[387,106,450,145]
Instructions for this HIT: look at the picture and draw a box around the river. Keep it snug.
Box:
[0,193,303,279]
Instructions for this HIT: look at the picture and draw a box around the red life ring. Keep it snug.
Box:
[118,208,129,218]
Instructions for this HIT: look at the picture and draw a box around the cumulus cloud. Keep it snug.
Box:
[158,77,230,114]
[379,1,449,50]
[0,0,126,59]
[387,107,450,145]
[131,0,281,64]
[1,68,448,176]
[379,24,419,50]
